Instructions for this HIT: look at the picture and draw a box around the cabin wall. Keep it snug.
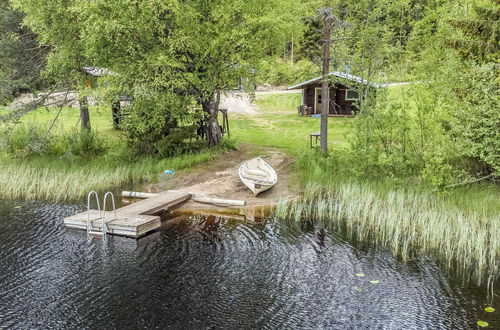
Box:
[304,86,315,112]
[301,82,357,115]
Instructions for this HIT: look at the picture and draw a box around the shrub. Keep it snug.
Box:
[121,92,201,156]
[154,126,203,158]
[0,124,107,159]
[0,125,53,157]
[60,129,107,158]
[218,136,238,151]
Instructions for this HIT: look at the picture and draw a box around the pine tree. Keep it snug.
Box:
[446,0,500,62]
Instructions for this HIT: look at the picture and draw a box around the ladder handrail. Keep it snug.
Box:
[87,191,102,234]
[102,192,117,236]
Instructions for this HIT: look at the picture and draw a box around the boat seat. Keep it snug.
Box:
[245,169,268,177]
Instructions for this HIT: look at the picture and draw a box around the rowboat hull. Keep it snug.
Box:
[238,158,278,196]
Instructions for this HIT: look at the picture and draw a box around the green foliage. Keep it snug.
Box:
[295,17,322,62]
[0,124,106,158]
[257,58,319,86]
[218,137,238,151]
[446,0,499,62]
[0,125,52,157]
[153,126,202,158]
[334,0,499,186]
[13,0,307,146]
[0,2,47,104]
[448,63,500,176]
[60,129,106,158]
[120,93,199,156]
[275,149,500,285]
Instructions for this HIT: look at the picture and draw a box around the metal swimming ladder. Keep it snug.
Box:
[86,191,116,237]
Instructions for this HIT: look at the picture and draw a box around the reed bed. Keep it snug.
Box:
[0,151,214,202]
[274,181,500,286]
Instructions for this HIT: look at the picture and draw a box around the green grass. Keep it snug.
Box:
[231,93,351,153]
[21,106,121,140]
[2,105,113,131]
[0,150,215,202]
[0,105,217,201]
[275,180,500,285]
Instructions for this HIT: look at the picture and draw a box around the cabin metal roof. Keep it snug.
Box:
[288,71,384,89]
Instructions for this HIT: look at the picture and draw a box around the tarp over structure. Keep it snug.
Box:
[82,66,117,77]
[288,71,384,90]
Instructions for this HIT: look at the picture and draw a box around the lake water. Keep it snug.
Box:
[0,200,498,329]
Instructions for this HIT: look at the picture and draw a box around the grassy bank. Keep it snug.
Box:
[0,150,215,202]
[0,105,220,201]
[1,105,116,136]
[274,150,500,285]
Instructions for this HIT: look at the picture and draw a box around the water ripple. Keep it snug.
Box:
[0,201,496,329]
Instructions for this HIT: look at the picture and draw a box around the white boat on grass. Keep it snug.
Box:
[238,158,277,196]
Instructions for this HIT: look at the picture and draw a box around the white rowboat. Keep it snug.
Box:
[238,158,278,196]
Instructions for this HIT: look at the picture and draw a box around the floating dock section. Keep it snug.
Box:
[64,191,192,238]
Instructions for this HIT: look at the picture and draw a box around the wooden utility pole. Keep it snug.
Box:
[320,8,333,154]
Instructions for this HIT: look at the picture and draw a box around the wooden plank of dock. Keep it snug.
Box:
[63,191,192,238]
[118,190,192,215]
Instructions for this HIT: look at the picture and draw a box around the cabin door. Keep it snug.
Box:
[314,88,322,114]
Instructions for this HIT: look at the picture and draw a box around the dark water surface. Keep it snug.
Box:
[0,200,498,329]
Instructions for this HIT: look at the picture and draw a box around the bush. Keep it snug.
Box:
[0,125,53,157]
[0,124,107,159]
[60,129,106,158]
[154,126,203,158]
[449,63,500,176]
[218,136,238,151]
[120,92,202,156]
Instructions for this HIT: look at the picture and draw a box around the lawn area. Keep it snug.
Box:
[231,92,352,153]
[1,105,122,141]
[0,105,215,201]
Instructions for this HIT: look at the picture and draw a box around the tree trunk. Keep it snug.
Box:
[79,96,91,130]
[203,92,222,147]
[320,8,332,154]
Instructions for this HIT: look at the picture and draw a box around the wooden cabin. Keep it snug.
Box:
[288,71,382,116]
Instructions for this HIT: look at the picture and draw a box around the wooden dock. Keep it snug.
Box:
[64,191,192,238]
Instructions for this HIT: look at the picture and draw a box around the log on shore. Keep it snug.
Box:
[122,191,158,199]
[192,196,245,206]
[121,191,246,206]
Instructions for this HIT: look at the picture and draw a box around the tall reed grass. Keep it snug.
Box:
[275,182,500,285]
[275,151,500,286]
[0,151,214,202]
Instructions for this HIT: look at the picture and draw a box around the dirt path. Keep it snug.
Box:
[142,145,296,215]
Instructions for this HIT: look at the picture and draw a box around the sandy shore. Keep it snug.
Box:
[140,146,296,220]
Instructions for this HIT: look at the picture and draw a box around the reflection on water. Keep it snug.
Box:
[0,200,498,329]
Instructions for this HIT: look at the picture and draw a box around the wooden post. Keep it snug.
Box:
[112,101,121,129]
[320,8,332,154]
[79,96,91,130]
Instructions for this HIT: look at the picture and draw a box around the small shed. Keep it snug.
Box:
[288,72,382,116]
[82,66,131,128]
